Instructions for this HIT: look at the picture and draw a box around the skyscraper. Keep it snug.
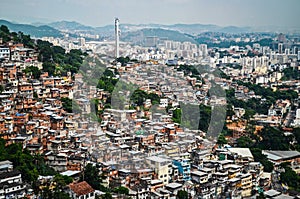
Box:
[199,44,208,57]
[115,18,120,58]
[78,37,85,47]
[144,36,158,47]
[278,43,283,54]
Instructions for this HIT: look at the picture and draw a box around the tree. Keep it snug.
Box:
[0,85,4,93]
[198,104,211,132]
[236,136,253,148]
[292,128,300,151]
[250,148,274,172]
[148,93,160,105]
[280,162,300,191]
[0,25,11,43]
[54,174,73,187]
[23,66,41,79]
[217,134,227,145]
[172,108,181,124]
[0,140,39,184]
[177,190,188,199]
[97,70,118,93]
[81,163,101,190]
[61,97,80,113]
[131,89,148,106]
[101,193,112,199]
[116,56,130,66]
[42,62,56,76]
[113,186,129,197]
[52,192,71,199]
[257,192,266,199]
[33,154,57,176]
[256,127,291,150]
[0,25,10,34]
[51,174,72,199]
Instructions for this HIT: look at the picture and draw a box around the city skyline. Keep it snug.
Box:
[0,0,300,28]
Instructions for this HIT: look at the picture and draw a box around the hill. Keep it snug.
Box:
[0,19,62,38]
[48,20,95,32]
[46,20,253,36]
[122,28,197,44]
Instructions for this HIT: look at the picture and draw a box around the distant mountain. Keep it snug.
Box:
[218,26,251,33]
[48,21,95,32]
[122,28,197,44]
[165,23,220,34]
[46,20,254,36]
[0,19,62,38]
[118,23,250,34]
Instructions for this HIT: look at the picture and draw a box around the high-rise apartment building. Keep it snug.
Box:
[115,18,120,58]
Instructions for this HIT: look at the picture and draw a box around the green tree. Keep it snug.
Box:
[131,89,148,106]
[0,25,11,43]
[61,97,80,113]
[0,25,10,34]
[292,128,300,151]
[0,85,4,93]
[280,162,300,191]
[54,174,73,187]
[101,193,113,199]
[52,192,71,199]
[147,93,160,105]
[217,133,227,145]
[177,190,188,199]
[256,127,291,150]
[23,66,41,79]
[281,67,300,80]
[116,56,130,66]
[81,163,101,190]
[250,148,274,172]
[33,154,57,176]
[42,62,56,76]
[198,104,211,132]
[236,136,253,148]
[97,70,118,93]
[172,108,181,124]
[113,186,129,195]
[0,140,39,184]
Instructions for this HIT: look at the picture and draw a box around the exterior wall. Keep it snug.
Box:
[173,159,191,181]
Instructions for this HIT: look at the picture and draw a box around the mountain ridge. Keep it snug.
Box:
[47,20,251,35]
[0,19,62,38]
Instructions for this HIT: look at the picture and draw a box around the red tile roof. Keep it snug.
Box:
[69,181,94,196]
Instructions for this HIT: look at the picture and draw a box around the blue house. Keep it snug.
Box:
[173,158,191,181]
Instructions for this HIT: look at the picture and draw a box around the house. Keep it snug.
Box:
[0,160,13,173]
[60,170,81,182]
[227,147,254,164]
[237,173,252,197]
[190,170,208,184]
[262,150,300,164]
[68,181,95,199]
[0,170,26,199]
[146,156,171,184]
[0,47,10,60]
[129,180,150,199]
[164,182,182,196]
[173,158,191,181]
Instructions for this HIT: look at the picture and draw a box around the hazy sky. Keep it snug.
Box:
[1,0,299,28]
